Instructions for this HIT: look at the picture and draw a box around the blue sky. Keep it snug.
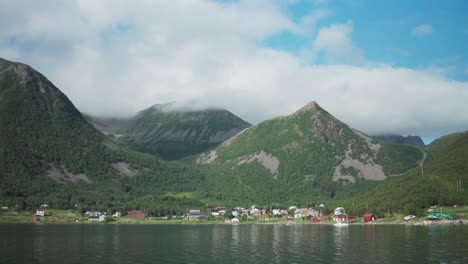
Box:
[266,0,468,81]
[0,0,467,143]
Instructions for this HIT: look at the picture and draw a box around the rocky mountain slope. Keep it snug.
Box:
[86,103,251,160]
[196,101,423,204]
[0,58,203,210]
[373,134,425,146]
[343,131,468,215]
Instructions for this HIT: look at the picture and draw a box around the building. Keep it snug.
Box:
[187,210,207,219]
[231,218,240,224]
[363,213,378,222]
[112,212,121,218]
[35,208,45,216]
[332,215,356,222]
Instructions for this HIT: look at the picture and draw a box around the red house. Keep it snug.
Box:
[363,213,377,222]
[332,215,356,222]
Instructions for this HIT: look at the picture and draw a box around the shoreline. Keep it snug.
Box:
[1,219,467,226]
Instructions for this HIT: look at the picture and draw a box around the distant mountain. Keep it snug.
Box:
[373,134,425,146]
[343,131,468,215]
[0,58,203,210]
[86,103,251,160]
[196,101,423,204]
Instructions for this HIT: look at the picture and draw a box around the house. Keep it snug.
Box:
[310,217,319,223]
[85,211,106,221]
[40,204,48,208]
[211,207,226,217]
[294,208,319,218]
[250,208,260,216]
[232,210,239,217]
[35,208,45,217]
[363,213,378,222]
[224,218,232,223]
[231,218,240,224]
[112,212,121,218]
[272,209,281,216]
[332,215,356,222]
[187,210,207,219]
[89,215,106,222]
[85,211,102,217]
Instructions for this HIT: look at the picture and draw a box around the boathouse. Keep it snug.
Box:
[363,213,378,222]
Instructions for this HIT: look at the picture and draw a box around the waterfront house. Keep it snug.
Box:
[224,218,232,223]
[88,215,106,222]
[272,209,281,215]
[363,213,378,222]
[187,210,207,219]
[231,218,240,224]
[35,208,45,216]
[112,212,121,218]
[332,215,356,222]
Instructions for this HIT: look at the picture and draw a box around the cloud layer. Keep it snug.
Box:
[1,0,467,140]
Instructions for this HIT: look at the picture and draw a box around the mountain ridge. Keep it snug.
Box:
[86,103,252,160]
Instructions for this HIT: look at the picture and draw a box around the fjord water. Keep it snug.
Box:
[1,224,467,264]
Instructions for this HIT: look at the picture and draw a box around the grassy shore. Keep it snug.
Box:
[1,207,467,225]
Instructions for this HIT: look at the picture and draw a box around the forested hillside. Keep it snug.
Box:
[0,58,204,212]
[86,103,251,160]
[336,131,468,216]
[196,102,423,205]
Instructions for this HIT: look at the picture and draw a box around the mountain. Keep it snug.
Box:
[340,131,468,215]
[0,58,204,210]
[373,134,425,146]
[86,103,251,160]
[196,101,423,205]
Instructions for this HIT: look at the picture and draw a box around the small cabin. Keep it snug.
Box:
[35,208,45,217]
[363,213,378,222]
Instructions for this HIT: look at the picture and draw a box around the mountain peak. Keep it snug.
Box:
[292,101,321,116]
[0,57,55,95]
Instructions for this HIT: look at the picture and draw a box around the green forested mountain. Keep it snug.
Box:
[337,131,468,216]
[195,101,423,205]
[86,103,251,160]
[0,58,204,212]
[372,134,425,146]
[1,57,464,214]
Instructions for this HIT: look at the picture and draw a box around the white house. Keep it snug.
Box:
[40,204,48,208]
[35,208,45,216]
[231,218,240,224]
[272,209,282,215]
[112,212,121,218]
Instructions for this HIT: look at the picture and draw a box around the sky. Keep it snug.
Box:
[1,0,467,143]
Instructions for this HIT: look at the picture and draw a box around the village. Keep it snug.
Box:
[2,203,465,225]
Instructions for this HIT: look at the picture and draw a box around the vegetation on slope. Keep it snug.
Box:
[197,102,422,205]
[86,103,251,160]
[0,58,204,212]
[335,131,468,216]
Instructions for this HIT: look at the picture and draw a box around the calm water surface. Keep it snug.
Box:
[1,224,467,264]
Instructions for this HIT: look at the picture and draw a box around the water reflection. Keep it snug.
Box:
[1,224,468,264]
[332,225,348,262]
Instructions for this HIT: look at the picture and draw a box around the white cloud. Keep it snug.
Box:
[313,21,365,64]
[0,0,467,139]
[412,24,433,36]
